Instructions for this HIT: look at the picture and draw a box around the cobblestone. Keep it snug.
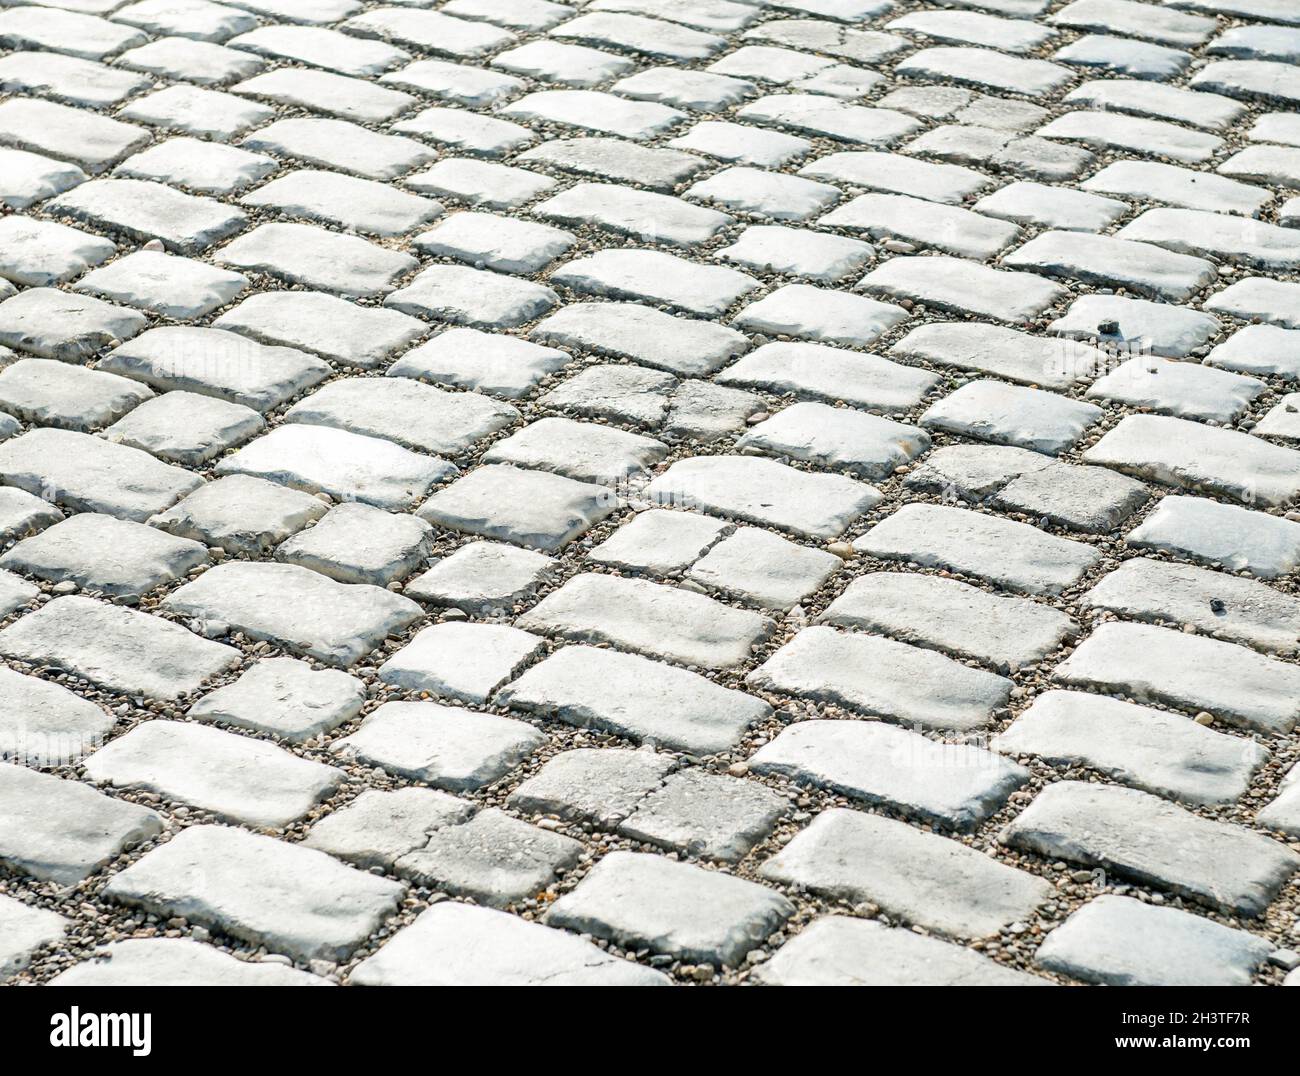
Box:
[3,0,1300,988]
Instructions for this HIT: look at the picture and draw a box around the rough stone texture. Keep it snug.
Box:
[2,0,1298,987]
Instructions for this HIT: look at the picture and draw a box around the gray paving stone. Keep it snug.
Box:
[0,288,148,363]
[737,94,920,145]
[114,0,259,42]
[103,824,404,961]
[546,850,793,966]
[1049,294,1220,359]
[484,416,667,482]
[1192,59,1300,106]
[284,377,517,458]
[993,462,1150,533]
[232,67,416,124]
[229,25,409,77]
[379,622,542,705]
[188,655,364,743]
[49,939,330,987]
[405,540,552,615]
[686,527,839,611]
[404,158,553,211]
[350,901,669,986]
[0,665,113,767]
[508,748,675,826]
[618,769,785,862]
[1001,781,1299,917]
[0,895,67,978]
[1054,35,1191,82]
[1083,414,1300,509]
[101,326,330,412]
[385,264,558,329]
[75,251,249,320]
[304,787,472,869]
[587,510,728,575]
[541,365,675,426]
[0,487,61,542]
[749,719,1027,829]
[996,690,1267,808]
[891,322,1099,390]
[920,380,1102,456]
[0,568,36,618]
[1258,764,1300,837]
[1082,556,1300,656]
[0,217,115,288]
[243,118,433,181]
[501,89,685,140]
[84,719,341,828]
[242,170,442,238]
[0,357,153,432]
[496,644,769,753]
[149,475,327,556]
[1128,493,1300,584]
[415,211,571,275]
[494,40,634,86]
[1256,393,1300,442]
[0,428,201,522]
[822,573,1076,671]
[612,65,754,110]
[103,391,262,467]
[0,763,162,884]
[49,178,247,254]
[1064,79,1245,131]
[1054,621,1300,734]
[214,292,425,371]
[393,106,535,158]
[118,36,266,86]
[856,504,1100,596]
[825,193,1020,260]
[275,502,431,587]
[973,181,1126,233]
[555,11,724,61]
[762,808,1050,938]
[668,120,812,168]
[118,84,273,140]
[331,701,542,790]
[535,183,731,249]
[0,7,145,61]
[896,46,1071,97]
[163,561,422,668]
[381,57,525,107]
[1082,160,1268,216]
[395,807,581,906]
[1204,277,1300,329]
[0,147,88,210]
[518,571,770,670]
[859,255,1066,324]
[1119,207,1300,270]
[343,7,515,58]
[417,464,615,551]
[1088,355,1265,424]
[389,327,566,398]
[716,225,873,283]
[1,513,205,598]
[1003,231,1217,302]
[553,250,758,319]
[216,223,418,299]
[755,915,1044,986]
[0,97,148,174]
[0,49,149,108]
[531,303,748,378]
[215,424,455,511]
[903,444,1055,502]
[1036,895,1273,987]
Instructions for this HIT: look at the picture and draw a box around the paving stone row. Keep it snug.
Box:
[0,0,1299,988]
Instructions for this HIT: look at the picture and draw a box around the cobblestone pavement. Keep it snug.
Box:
[0,0,1299,989]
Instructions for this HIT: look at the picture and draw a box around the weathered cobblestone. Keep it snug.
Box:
[3,0,1300,988]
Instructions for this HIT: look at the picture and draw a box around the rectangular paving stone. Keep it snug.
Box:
[551,249,758,319]
[49,938,330,987]
[417,464,615,551]
[534,182,731,248]
[996,690,1267,807]
[496,644,770,754]
[187,655,365,742]
[1040,112,1221,166]
[0,97,148,173]
[1119,207,1300,270]
[103,825,405,962]
[243,118,433,181]
[0,217,116,288]
[545,850,793,967]
[216,425,455,511]
[48,178,246,254]
[379,622,543,705]
[0,894,66,978]
[1083,413,1300,508]
[1124,493,1300,580]
[331,701,543,790]
[232,67,417,124]
[484,416,666,483]
[1082,160,1268,215]
[75,250,249,321]
[385,264,558,329]
[0,357,153,432]
[1035,894,1273,988]
[0,288,148,362]
[500,89,684,139]
[508,748,674,827]
[303,787,473,871]
[0,665,113,767]
[858,255,1065,325]
[822,572,1076,671]
[163,562,422,667]
[242,169,442,238]
[530,303,748,378]
[0,147,88,210]
[920,380,1102,456]
[1002,781,1299,917]
[897,46,1071,97]
[737,94,920,145]
[824,193,1020,260]
[517,572,772,670]
[891,322,1099,389]
[0,595,239,699]
[1081,557,1300,656]
[1003,231,1217,302]
[761,808,1051,938]
[855,504,1101,596]
[1053,621,1300,735]
[0,763,162,885]
[350,901,669,986]
[0,428,201,522]
[993,461,1150,534]
[748,625,1012,732]
[83,720,341,829]
[755,915,1044,986]
[101,327,330,413]
[749,719,1028,830]
[646,455,880,540]
[717,340,939,412]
